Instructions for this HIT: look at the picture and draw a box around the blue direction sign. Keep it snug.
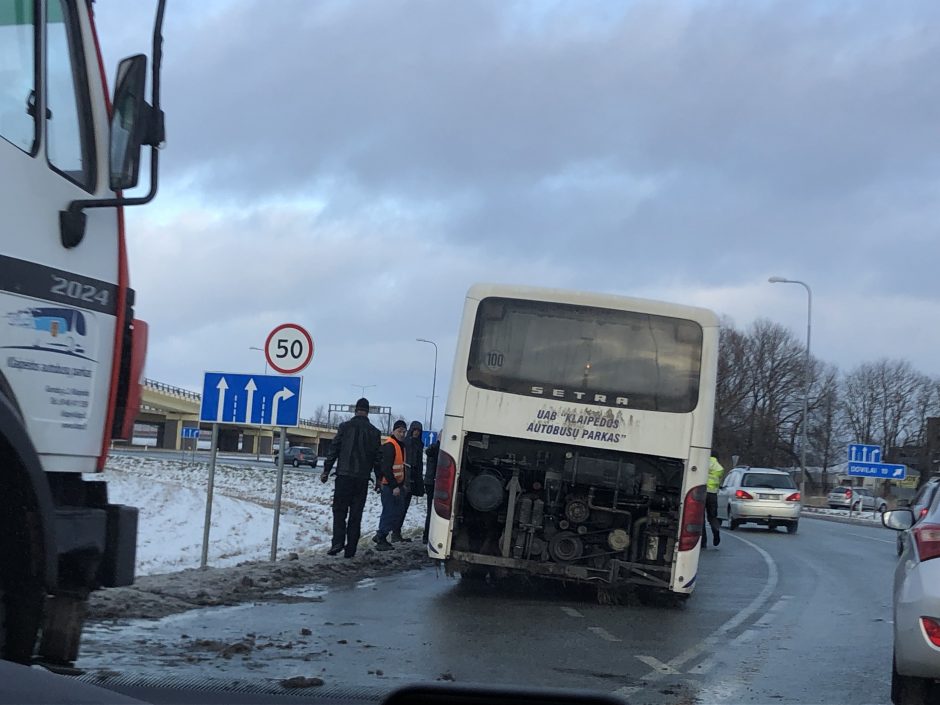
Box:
[422,430,439,447]
[181,427,201,439]
[848,461,907,480]
[848,443,882,463]
[200,373,302,427]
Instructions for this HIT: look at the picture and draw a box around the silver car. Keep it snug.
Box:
[716,467,801,533]
[882,492,940,704]
[828,485,888,512]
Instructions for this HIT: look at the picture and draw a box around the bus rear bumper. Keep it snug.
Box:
[448,550,677,591]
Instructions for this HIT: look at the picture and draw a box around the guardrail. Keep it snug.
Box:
[144,378,202,402]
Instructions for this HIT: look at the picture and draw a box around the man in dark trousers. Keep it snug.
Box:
[373,420,408,551]
[422,439,440,544]
[320,398,381,558]
[392,420,425,542]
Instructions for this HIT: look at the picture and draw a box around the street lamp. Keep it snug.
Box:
[351,383,375,398]
[416,338,438,431]
[249,346,269,375]
[768,276,813,501]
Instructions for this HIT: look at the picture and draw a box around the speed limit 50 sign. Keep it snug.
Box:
[265,323,314,374]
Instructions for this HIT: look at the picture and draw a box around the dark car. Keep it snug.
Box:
[282,446,318,468]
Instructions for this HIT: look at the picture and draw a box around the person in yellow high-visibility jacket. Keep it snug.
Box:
[703,456,724,548]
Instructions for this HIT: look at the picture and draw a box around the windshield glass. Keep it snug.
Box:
[742,473,797,490]
[467,296,703,412]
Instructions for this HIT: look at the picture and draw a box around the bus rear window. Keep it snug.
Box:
[467,297,703,412]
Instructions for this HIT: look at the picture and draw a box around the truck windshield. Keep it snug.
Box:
[467,296,703,412]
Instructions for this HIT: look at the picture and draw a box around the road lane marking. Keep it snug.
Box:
[613,532,778,699]
[561,607,583,618]
[686,654,717,675]
[754,596,789,627]
[635,655,680,675]
[730,629,756,646]
[588,626,621,642]
[356,578,377,589]
[846,532,894,544]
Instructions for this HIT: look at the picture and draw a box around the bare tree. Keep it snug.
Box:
[809,363,844,491]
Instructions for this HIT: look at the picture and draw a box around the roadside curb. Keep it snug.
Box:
[800,511,885,529]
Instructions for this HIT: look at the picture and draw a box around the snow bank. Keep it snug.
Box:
[94,456,425,577]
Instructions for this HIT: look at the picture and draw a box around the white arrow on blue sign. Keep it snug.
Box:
[847,461,906,480]
[847,443,882,463]
[181,427,201,439]
[421,430,439,447]
[199,372,302,427]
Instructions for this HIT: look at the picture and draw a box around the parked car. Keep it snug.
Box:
[827,486,887,513]
[283,446,318,468]
[895,477,940,556]
[882,492,940,704]
[716,467,801,533]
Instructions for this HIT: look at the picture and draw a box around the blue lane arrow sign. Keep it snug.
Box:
[200,372,302,427]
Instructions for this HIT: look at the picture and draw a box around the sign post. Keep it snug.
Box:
[200,423,219,569]
[271,427,287,561]
[198,371,303,568]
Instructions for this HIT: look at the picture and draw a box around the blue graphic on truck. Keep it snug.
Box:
[6,307,88,355]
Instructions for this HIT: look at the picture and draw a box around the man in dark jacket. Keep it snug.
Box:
[422,439,440,544]
[373,420,408,551]
[320,398,381,558]
[392,420,424,542]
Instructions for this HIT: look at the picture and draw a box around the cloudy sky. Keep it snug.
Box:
[93,0,940,429]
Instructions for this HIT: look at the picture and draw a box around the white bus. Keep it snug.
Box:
[427,284,719,601]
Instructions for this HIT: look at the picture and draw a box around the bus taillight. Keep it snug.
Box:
[434,449,457,520]
[678,484,706,551]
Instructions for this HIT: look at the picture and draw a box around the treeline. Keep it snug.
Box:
[712,318,940,488]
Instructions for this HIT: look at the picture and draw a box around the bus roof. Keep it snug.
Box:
[465,283,720,327]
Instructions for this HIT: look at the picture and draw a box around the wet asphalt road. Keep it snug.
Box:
[77,517,897,704]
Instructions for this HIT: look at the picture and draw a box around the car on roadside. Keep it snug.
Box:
[881,491,940,704]
[283,446,318,468]
[895,477,940,556]
[828,486,888,513]
[716,466,801,533]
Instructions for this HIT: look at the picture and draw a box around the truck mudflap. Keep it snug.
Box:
[448,550,673,590]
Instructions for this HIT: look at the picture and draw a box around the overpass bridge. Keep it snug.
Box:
[127,379,340,456]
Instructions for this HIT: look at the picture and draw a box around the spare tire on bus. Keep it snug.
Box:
[466,471,505,512]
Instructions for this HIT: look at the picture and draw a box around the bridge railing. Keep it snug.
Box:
[144,378,202,402]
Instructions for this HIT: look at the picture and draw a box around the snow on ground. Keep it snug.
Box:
[93,455,425,577]
[802,506,883,524]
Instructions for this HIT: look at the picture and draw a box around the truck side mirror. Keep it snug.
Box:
[110,54,149,191]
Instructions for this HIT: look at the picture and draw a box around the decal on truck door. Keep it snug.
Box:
[2,297,98,430]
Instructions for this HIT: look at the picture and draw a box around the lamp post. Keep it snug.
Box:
[416,338,438,431]
[768,277,813,500]
[351,383,375,399]
[249,346,268,460]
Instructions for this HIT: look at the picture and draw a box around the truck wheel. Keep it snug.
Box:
[0,563,43,663]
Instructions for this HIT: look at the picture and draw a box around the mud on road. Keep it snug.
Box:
[88,541,434,621]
